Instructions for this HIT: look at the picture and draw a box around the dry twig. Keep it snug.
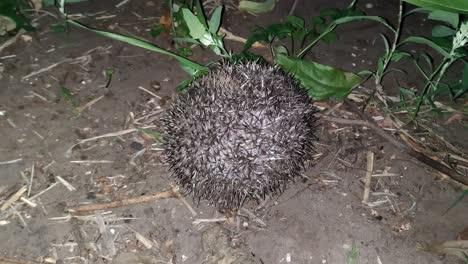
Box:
[362,151,375,204]
[68,187,177,215]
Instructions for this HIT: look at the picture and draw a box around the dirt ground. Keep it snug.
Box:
[1,0,467,263]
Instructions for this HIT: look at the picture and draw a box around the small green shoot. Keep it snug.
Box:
[60,86,78,107]
[104,67,113,88]
[346,241,360,264]
[150,24,166,38]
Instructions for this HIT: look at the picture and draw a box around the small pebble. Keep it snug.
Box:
[365,3,373,8]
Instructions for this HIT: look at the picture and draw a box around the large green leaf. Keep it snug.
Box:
[275,53,363,100]
[428,10,459,28]
[67,20,208,76]
[403,0,468,14]
[432,25,456,37]
[238,0,276,15]
[182,8,207,40]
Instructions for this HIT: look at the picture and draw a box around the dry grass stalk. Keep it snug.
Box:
[1,186,27,211]
[125,225,159,249]
[27,163,34,197]
[362,151,375,204]
[75,94,105,113]
[70,160,114,164]
[0,158,22,165]
[65,125,156,157]
[56,176,76,192]
[192,217,228,225]
[0,256,39,264]
[68,187,178,215]
[22,59,72,80]
[138,86,161,99]
[20,197,37,208]
[95,212,117,256]
[32,130,44,140]
[28,91,48,102]
[170,184,198,216]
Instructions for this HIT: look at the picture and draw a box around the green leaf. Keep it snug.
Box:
[275,53,363,100]
[182,8,207,40]
[380,33,390,55]
[391,51,413,61]
[320,8,340,19]
[286,15,305,29]
[334,15,396,33]
[431,25,456,37]
[173,37,201,44]
[404,7,432,17]
[428,10,459,28]
[208,6,223,34]
[377,56,385,76]
[195,0,208,27]
[399,36,450,57]
[275,45,288,55]
[431,36,454,50]
[322,31,338,43]
[67,20,208,76]
[403,0,468,15]
[238,0,277,15]
[150,24,166,37]
[310,16,324,26]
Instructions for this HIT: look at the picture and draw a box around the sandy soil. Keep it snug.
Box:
[0,0,467,263]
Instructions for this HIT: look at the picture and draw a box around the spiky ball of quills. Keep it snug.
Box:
[162,60,318,211]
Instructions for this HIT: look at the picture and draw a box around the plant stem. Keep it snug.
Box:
[375,0,404,92]
[412,58,448,118]
[297,24,336,58]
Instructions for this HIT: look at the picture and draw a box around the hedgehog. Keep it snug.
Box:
[162,60,318,211]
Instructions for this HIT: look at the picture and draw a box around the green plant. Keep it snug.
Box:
[346,241,360,264]
[238,0,277,16]
[0,0,34,35]
[356,0,468,118]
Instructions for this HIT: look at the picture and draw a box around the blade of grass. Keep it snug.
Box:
[67,20,208,76]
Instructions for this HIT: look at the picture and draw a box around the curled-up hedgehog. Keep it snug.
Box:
[162,60,318,211]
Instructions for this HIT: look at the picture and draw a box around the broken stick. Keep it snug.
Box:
[68,188,177,215]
